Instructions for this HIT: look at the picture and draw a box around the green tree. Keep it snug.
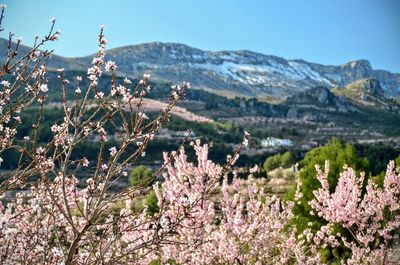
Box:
[129,165,152,187]
[396,156,400,167]
[280,151,293,167]
[263,154,281,172]
[263,151,294,172]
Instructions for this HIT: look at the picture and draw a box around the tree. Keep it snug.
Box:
[129,165,152,186]
[0,9,189,263]
[263,151,294,172]
[143,190,159,215]
[280,151,293,167]
[1,5,400,264]
[291,139,370,226]
[304,160,400,264]
[263,153,281,171]
[289,138,370,261]
[149,141,311,264]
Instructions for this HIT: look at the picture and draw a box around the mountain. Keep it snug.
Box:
[332,78,400,112]
[0,38,86,70]
[279,84,400,134]
[1,39,400,98]
[99,43,400,98]
[1,37,399,149]
[285,86,359,114]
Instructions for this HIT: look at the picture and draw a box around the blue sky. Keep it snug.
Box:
[2,0,400,72]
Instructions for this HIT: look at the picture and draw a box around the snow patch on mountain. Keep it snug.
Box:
[189,59,334,88]
[288,61,334,86]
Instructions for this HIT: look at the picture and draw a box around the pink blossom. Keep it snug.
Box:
[98,127,107,142]
[82,157,89,167]
[104,60,117,72]
[109,146,117,157]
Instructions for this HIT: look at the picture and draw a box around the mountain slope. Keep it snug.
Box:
[1,39,399,98]
[0,38,86,71]
[332,78,400,112]
[99,42,400,98]
[284,86,360,117]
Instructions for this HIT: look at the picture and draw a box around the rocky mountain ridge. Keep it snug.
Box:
[332,78,400,112]
[1,39,399,98]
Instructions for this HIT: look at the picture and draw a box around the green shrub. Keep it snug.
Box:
[263,151,294,172]
[263,154,281,172]
[144,190,159,215]
[275,168,284,179]
[129,165,152,187]
[285,171,296,180]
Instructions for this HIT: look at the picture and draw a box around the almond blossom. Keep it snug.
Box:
[40,83,48,93]
[104,60,117,72]
[308,160,400,263]
[0,5,399,264]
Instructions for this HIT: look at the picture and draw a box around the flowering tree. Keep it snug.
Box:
[303,161,400,264]
[150,140,317,264]
[0,6,190,264]
[0,4,400,265]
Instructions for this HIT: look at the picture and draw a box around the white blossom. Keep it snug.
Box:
[40,84,48,93]
[1,81,10,87]
[109,147,117,157]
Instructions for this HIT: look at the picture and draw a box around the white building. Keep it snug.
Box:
[261,137,293,148]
